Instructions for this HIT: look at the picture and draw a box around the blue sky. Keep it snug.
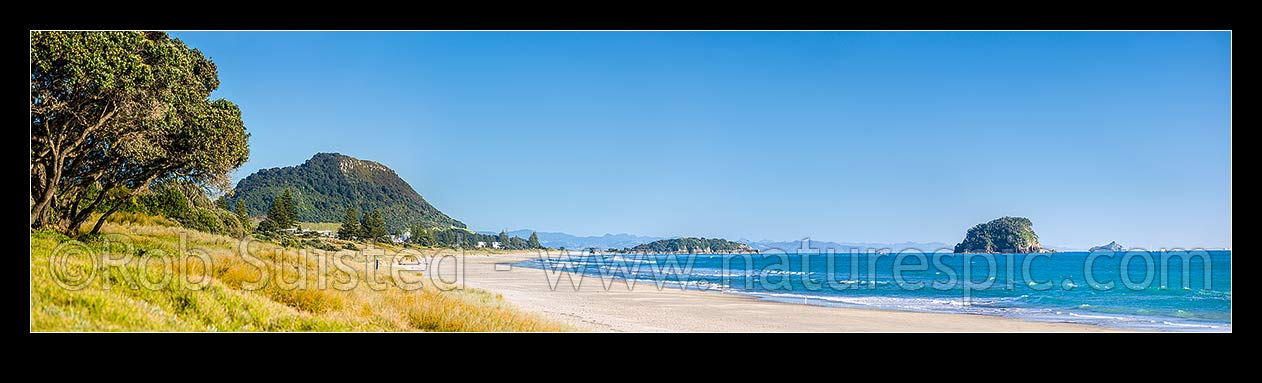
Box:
[170,31,1231,249]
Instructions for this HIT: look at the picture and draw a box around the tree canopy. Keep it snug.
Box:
[405,227,535,250]
[338,207,360,240]
[622,237,753,253]
[259,188,296,232]
[31,31,249,235]
[528,231,542,249]
[235,200,252,233]
[361,208,388,241]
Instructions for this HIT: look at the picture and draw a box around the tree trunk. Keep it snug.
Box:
[30,152,62,228]
[89,202,125,235]
[65,181,115,237]
[87,179,152,236]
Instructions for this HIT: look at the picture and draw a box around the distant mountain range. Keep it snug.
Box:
[477,230,666,250]
[739,239,953,252]
[477,229,950,252]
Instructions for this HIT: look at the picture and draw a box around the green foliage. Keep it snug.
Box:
[128,183,192,219]
[234,200,252,232]
[361,209,388,241]
[227,153,465,233]
[953,216,1042,253]
[416,228,533,250]
[528,231,542,249]
[107,180,244,237]
[255,218,276,233]
[409,226,439,247]
[338,207,360,240]
[279,189,297,227]
[31,31,249,235]
[302,239,339,251]
[277,235,299,249]
[623,237,752,253]
[262,188,297,232]
[213,208,246,238]
[186,207,225,234]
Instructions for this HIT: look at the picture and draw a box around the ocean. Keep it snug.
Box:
[515,250,1231,331]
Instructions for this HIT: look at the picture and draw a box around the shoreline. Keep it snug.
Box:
[452,252,1129,332]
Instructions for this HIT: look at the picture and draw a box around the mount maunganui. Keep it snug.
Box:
[229,153,464,232]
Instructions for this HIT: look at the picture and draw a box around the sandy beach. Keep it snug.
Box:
[452,253,1123,332]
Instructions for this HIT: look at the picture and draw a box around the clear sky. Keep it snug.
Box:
[169,31,1231,249]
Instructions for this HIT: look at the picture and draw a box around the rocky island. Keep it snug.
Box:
[953,216,1054,253]
[1089,241,1125,252]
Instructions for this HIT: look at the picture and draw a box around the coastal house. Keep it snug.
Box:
[315,230,334,238]
[388,230,413,244]
[491,241,502,249]
[476,241,487,248]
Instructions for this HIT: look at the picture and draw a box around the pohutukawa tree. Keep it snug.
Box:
[31,31,249,235]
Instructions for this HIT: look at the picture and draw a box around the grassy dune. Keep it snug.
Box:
[30,213,568,332]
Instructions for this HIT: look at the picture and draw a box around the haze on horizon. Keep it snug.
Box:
[171,31,1232,250]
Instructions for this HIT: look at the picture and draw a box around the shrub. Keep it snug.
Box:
[213,208,246,238]
[277,236,300,249]
[104,180,246,238]
[303,239,339,252]
[182,207,225,234]
[256,219,277,233]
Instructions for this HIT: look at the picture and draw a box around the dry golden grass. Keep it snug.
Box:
[30,214,570,332]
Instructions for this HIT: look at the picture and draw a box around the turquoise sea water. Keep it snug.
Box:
[516,250,1231,331]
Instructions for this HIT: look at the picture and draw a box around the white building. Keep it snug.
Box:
[387,230,413,244]
[475,241,487,248]
[491,241,502,249]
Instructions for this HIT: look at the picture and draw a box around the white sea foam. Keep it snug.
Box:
[1067,312,1127,320]
[1161,321,1221,329]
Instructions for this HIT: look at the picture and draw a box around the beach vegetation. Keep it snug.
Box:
[30,214,568,331]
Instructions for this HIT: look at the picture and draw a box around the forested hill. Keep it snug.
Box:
[229,153,464,232]
[623,237,758,254]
